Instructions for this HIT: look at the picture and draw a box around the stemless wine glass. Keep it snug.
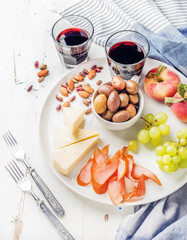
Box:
[105,30,150,81]
[52,15,94,68]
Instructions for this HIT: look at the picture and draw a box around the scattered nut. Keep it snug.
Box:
[83,85,94,94]
[56,95,63,102]
[56,104,61,111]
[85,108,92,114]
[61,84,67,89]
[73,79,78,83]
[79,72,86,77]
[82,69,89,75]
[97,66,103,70]
[67,87,72,94]
[61,101,70,110]
[27,85,33,92]
[70,95,76,102]
[91,65,97,70]
[38,69,49,77]
[67,79,74,91]
[75,83,82,88]
[83,82,90,86]
[78,91,90,98]
[73,74,84,81]
[76,87,84,92]
[39,64,47,70]
[104,214,108,221]
[88,99,91,104]
[59,87,68,97]
[82,100,89,106]
[34,61,39,68]
[38,77,44,82]
[95,68,101,73]
[97,80,102,86]
[88,69,96,79]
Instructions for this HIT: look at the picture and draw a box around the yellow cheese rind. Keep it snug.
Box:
[54,126,100,149]
[54,136,99,175]
[63,107,85,134]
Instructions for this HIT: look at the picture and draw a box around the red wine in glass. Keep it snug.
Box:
[56,28,90,66]
[108,41,145,64]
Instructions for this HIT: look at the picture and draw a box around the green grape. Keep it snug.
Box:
[163,165,171,173]
[169,163,178,172]
[128,140,138,151]
[162,154,171,164]
[176,130,182,139]
[178,147,187,160]
[159,124,170,136]
[180,138,187,146]
[149,127,160,139]
[155,112,168,124]
[179,159,187,168]
[144,114,155,123]
[156,156,163,164]
[170,142,179,148]
[159,164,164,171]
[163,141,171,151]
[156,145,165,156]
[181,128,187,139]
[138,129,150,144]
[166,145,177,157]
[171,155,181,164]
[150,136,162,146]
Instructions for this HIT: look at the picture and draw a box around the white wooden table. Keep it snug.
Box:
[0,1,133,239]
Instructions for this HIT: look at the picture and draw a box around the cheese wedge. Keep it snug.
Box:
[54,136,99,175]
[54,126,100,149]
[63,107,85,134]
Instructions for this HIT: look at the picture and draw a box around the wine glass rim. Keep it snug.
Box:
[104,30,150,66]
[51,15,94,48]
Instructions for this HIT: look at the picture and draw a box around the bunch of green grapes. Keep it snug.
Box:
[156,127,187,173]
[138,112,170,146]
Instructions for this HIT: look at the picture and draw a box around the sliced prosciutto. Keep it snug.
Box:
[77,158,93,186]
[123,176,146,201]
[132,164,162,186]
[108,176,126,205]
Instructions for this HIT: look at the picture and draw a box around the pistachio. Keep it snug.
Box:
[82,100,89,106]
[73,79,78,83]
[82,69,89,75]
[27,85,33,92]
[56,104,61,111]
[75,83,82,88]
[79,72,86,77]
[85,108,92,114]
[91,65,97,70]
[56,95,63,102]
[95,68,101,73]
[34,61,39,68]
[97,66,103,70]
[70,95,76,102]
[39,64,47,70]
[38,77,44,82]
[97,80,102,85]
[76,87,84,92]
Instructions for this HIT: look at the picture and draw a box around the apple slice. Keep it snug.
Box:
[108,176,126,205]
[131,164,161,186]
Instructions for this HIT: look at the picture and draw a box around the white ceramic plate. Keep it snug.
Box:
[39,57,187,206]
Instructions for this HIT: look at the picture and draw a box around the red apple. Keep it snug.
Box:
[170,92,187,123]
[144,65,180,100]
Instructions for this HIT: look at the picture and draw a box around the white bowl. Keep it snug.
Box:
[92,82,144,130]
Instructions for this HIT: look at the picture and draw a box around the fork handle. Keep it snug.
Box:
[30,169,65,217]
[39,201,75,240]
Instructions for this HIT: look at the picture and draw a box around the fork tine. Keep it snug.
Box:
[2,133,15,155]
[5,161,22,183]
[5,131,15,146]
[5,165,18,183]
[10,160,24,179]
[8,130,18,144]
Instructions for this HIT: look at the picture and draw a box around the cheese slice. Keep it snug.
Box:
[54,126,100,149]
[54,136,99,175]
[63,107,85,134]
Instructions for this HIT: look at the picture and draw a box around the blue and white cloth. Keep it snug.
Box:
[48,0,187,239]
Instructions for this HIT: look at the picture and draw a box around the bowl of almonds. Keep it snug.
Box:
[92,76,144,130]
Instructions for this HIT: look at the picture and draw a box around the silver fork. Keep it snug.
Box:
[2,130,64,217]
[5,160,74,240]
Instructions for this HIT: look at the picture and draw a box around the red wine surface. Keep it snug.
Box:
[109,41,144,64]
[56,28,89,46]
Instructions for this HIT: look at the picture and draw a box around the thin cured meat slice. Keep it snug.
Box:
[132,164,162,186]
[77,158,93,186]
[108,176,126,205]
[117,158,128,180]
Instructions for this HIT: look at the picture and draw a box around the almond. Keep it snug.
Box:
[59,87,68,97]
[78,91,90,98]
[73,75,84,81]
[85,108,92,114]
[88,69,96,79]
[97,80,102,85]
[83,85,94,94]
[61,101,70,110]
[68,79,74,91]
[38,69,49,77]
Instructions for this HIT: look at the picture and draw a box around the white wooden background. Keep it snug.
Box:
[0,0,133,239]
